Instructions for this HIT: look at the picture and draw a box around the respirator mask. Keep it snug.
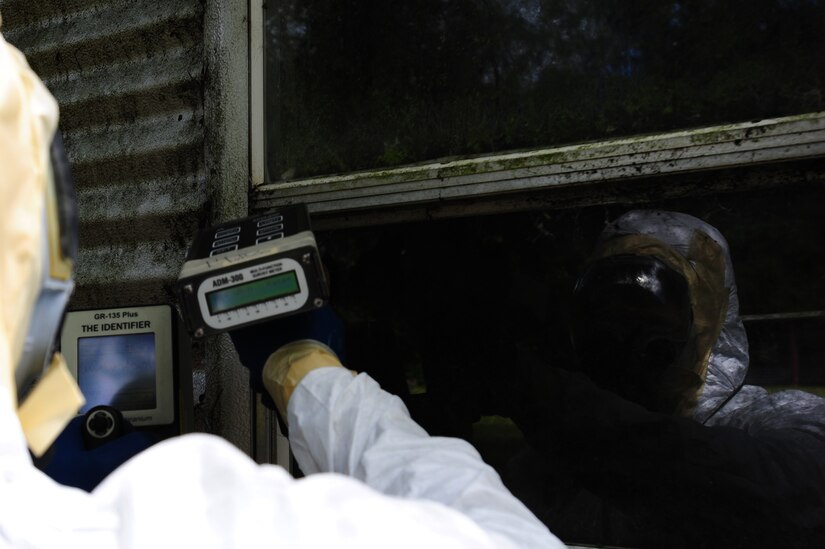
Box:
[570,254,694,414]
[15,133,79,402]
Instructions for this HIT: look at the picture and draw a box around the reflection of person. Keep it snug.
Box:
[502,210,825,548]
[0,29,562,548]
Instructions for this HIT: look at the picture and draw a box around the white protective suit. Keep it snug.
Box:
[0,30,562,549]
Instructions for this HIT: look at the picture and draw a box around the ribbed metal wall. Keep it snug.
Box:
[0,0,206,307]
[0,0,254,449]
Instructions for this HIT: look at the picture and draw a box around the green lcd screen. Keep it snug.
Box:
[206,271,300,315]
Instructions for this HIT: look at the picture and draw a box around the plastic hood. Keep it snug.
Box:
[598,210,750,424]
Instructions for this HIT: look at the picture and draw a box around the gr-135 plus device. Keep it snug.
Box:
[59,304,192,440]
[176,204,329,338]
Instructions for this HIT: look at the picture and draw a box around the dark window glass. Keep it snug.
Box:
[745,316,825,392]
[265,0,825,181]
[318,183,825,471]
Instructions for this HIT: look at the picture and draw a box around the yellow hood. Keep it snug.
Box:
[0,28,84,456]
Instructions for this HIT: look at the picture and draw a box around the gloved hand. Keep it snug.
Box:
[229,305,347,432]
[262,339,348,424]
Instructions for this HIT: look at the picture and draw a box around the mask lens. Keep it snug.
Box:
[571,254,692,410]
[15,132,77,400]
[49,132,78,271]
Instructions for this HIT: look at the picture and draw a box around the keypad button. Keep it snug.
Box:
[256,224,284,237]
[215,226,241,239]
[213,235,240,248]
[257,215,284,228]
[210,244,239,257]
[256,233,284,244]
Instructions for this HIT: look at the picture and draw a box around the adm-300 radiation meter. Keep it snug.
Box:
[176,204,329,337]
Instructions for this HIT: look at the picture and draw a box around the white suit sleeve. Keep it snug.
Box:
[288,367,563,548]
[1,374,562,548]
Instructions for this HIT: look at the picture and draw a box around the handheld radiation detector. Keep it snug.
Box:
[60,304,182,429]
[176,204,328,338]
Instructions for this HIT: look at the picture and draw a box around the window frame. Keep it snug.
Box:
[249,1,825,224]
[250,0,266,188]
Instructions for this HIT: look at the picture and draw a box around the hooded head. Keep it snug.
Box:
[570,210,749,422]
[0,27,84,456]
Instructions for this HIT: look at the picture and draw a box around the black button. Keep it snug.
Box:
[89,411,114,436]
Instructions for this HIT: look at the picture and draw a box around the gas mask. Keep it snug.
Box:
[16,134,79,402]
[570,254,693,414]
[569,229,729,417]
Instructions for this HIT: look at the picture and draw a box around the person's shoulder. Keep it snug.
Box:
[711,385,825,441]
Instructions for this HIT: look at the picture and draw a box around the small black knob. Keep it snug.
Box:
[82,405,124,450]
[88,410,115,436]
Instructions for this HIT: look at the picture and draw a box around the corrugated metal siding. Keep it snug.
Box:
[0,0,206,307]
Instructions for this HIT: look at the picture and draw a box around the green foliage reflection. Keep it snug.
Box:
[265,0,825,180]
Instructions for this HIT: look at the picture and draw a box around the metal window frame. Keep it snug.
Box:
[253,110,825,217]
[250,0,266,187]
[249,4,825,226]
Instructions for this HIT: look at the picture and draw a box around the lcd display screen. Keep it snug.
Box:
[77,333,157,413]
[206,271,300,315]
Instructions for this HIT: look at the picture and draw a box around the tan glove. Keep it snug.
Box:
[262,339,347,425]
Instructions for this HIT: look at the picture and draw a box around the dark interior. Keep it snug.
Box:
[318,182,825,470]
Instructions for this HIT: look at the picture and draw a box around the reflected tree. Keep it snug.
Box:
[266,0,825,179]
